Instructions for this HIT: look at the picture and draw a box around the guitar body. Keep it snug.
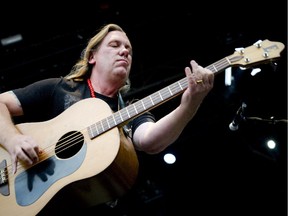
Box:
[0,98,139,216]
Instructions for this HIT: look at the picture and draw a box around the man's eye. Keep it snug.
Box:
[110,42,118,47]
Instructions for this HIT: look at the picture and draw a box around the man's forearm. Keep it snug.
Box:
[0,103,20,148]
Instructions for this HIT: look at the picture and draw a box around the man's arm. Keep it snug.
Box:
[0,91,40,173]
[133,60,214,154]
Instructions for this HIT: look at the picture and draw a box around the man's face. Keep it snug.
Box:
[90,31,132,83]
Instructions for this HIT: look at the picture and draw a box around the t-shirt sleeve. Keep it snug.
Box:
[130,111,156,137]
[13,78,62,121]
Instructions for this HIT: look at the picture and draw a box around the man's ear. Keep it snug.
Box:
[88,54,95,64]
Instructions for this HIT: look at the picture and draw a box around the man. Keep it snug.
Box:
[0,23,214,214]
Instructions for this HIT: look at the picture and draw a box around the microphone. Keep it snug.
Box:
[229,102,247,131]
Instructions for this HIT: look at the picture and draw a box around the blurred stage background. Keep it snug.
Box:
[0,1,287,215]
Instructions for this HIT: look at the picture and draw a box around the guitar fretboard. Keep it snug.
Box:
[87,57,233,139]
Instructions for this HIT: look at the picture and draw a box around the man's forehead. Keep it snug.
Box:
[105,31,130,43]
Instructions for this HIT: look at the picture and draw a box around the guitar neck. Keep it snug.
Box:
[118,57,232,119]
[87,57,231,139]
[87,39,285,139]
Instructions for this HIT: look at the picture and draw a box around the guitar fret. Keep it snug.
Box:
[170,82,180,94]
[106,115,115,128]
[88,125,93,138]
[127,106,136,117]
[150,92,161,104]
[159,88,169,100]
[143,98,151,110]
[119,112,124,121]
[134,101,142,113]
[119,109,129,122]
[177,81,183,90]
[94,124,98,136]
[125,107,131,118]
[141,100,146,110]
[211,64,217,72]
[96,121,103,134]
[112,112,119,125]
[158,91,163,101]
[133,104,138,114]
[112,115,117,125]
[104,118,110,129]
[134,100,145,113]
[168,86,172,96]
[107,115,117,127]
[145,99,151,109]
[95,124,99,135]
[149,95,155,105]
[94,123,100,135]
[214,61,222,71]
[206,58,230,74]
[100,120,105,131]
[89,122,99,138]
[102,118,110,131]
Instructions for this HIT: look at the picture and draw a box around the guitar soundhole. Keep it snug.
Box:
[55,131,84,159]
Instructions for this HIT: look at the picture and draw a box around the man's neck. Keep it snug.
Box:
[89,78,119,98]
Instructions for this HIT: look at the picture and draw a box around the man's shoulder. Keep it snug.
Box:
[60,77,86,89]
[42,77,85,87]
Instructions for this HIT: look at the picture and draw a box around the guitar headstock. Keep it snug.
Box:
[227,39,285,68]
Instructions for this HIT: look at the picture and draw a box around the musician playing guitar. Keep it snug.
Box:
[0,23,213,215]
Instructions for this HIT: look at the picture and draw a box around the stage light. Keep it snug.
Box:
[163,153,176,164]
[224,67,232,86]
[1,34,23,46]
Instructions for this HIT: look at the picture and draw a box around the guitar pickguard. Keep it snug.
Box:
[14,142,87,206]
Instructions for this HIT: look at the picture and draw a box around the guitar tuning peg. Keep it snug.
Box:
[235,47,244,54]
[263,52,269,58]
[254,40,263,48]
[244,57,250,63]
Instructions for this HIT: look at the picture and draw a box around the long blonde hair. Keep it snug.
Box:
[65,23,131,94]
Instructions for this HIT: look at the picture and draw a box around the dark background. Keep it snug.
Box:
[0,1,287,215]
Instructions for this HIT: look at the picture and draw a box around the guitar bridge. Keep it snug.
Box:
[0,160,9,196]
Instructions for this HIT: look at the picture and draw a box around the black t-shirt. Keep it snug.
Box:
[13,77,155,137]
